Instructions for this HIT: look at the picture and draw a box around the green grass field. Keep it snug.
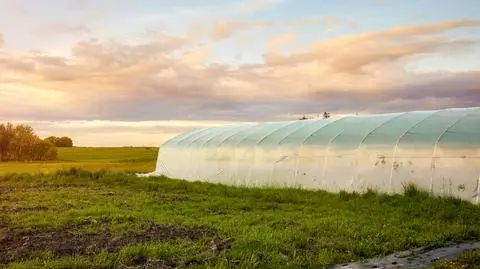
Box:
[0,147,158,175]
[1,147,480,268]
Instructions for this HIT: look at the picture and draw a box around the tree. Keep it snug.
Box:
[8,124,37,161]
[32,139,58,161]
[44,136,57,145]
[57,136,73,147]
[0,123,14,161]
[44,136,73,147]
[0,123,58,162]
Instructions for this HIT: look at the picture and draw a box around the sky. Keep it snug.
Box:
[0,0,479,146]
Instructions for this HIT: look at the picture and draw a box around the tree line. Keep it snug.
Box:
[0,123,73,162]
[44,136,73,147]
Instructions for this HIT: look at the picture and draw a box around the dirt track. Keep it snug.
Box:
[333,241,480,269]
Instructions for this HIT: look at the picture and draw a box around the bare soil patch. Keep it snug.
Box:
[0,196,17,202]
[0,222,227,265]
[1,206,49,214]
[0,186,17,194]
[117,257,179,269]
[0,183,90,194]
[0,216,9,229]
[115,237,234,269]
[155,193,191,203]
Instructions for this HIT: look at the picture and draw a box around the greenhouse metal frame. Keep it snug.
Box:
[146,107,480,203]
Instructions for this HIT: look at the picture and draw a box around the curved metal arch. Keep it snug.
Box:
[255,120,313,147]
[235,121,296,148]
[163,125,229,178]
[428,108,480,192]
[171,127,214,147]
[350,112,406,185]
[198,124,253,148]
[388,109,444,189]
[265,120,322,182]
[179,125,228,147]
[291,116,354,183]
[356,113,406,150]
[188,124,255,180]
[269,120,319,147]
[177,124,248,179]
[216,123,264,148]
[315,116,372,179]
[321,128,349,177]
[234,121,299,184]
[435,107,480,148]
[208,123,267,183]
[476,175,480,204]
[278,116,349,146]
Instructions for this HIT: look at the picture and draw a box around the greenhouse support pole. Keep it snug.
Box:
[429,113,469,194]
[476,175,480,204]
[388,111,441,192]
[352,114,404,189]
[184,126,224,180]
[322,130,346,177]
[247,122,297,185]
[268,121,322,185]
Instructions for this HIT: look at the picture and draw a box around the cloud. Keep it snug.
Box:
[0,19,479,125]
[0,32,4,48]
[0,1,30,16]
[69,0,90,9]
[32,22,91,36]
[261,19,480,74]
[70,35,189,70]
[306,71,480,112]
[179,45,211,66]
[267,33,297,50]
[287,16,341,27]
[212,20,271,41]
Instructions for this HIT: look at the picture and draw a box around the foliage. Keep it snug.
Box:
[0,123,58,162]
[44,136,73,147]
[1,169,479,268]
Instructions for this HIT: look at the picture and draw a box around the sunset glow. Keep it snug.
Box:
[1,0,479,146]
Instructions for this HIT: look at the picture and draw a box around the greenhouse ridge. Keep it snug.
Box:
[146,107,480,203]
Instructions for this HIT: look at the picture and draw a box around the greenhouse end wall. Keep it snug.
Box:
[148,107,480,204]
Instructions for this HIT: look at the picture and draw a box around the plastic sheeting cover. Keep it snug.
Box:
[144,107,480,203]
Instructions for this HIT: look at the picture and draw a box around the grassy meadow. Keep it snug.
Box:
[0,147,158,175]
[1,147,480,268]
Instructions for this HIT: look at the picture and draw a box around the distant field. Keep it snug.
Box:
[0,147,158,175]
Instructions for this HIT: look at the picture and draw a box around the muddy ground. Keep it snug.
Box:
[333,240,480,269]
[1,206,49,214]
[0,184,107,196]
[0,216,8,229]
[0,219,233,266]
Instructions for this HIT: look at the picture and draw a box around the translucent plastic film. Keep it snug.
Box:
[152,107,480,203]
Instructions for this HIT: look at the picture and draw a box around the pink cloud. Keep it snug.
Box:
[0,19,478,123]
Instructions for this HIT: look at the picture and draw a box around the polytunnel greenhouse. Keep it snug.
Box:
[147,107,480,203]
